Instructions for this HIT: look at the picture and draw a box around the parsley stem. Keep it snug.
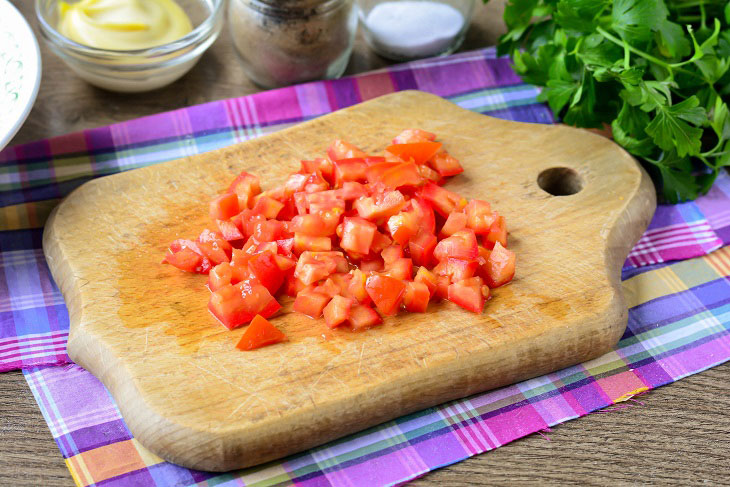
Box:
[596,27,672,71]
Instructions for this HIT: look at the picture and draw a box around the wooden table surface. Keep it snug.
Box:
[2,1,728,485]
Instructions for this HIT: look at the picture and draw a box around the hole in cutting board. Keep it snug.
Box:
[537,167,583,196]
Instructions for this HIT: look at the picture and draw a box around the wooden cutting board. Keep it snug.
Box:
[44,91,656,472]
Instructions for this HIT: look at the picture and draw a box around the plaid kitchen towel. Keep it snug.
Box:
[23,245,730,486]
[2,47,729,372]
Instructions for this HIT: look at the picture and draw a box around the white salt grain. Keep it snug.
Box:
[364,1,466,59]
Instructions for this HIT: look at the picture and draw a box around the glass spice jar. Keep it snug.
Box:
[228,0,358,88]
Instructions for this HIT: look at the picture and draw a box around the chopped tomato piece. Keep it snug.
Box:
[216,219,245,242]
[248,251,285,295]
[383,257,413,281]
[210,193,240,221]
[403,281,430,312]
[365,162,401,184]
[252,196,284,219]
[448,277,486,313]
[354,190,406,221]
[227,171,261,209]
[346,269,370,304]
[340,217,377,255]
[435,275,450,300]
[465,200,496,235]
[428,151,463,177]
[387,211,418,246]
[337,181,368,200]
[420,183,467,217]
[208,280,281,330]
[482,215,508,250]
[366,275,406,316]
[276,237,295,257]
[293,290,331,318]
[409,230,437,267]
[211,262,238,293]
[434,258,478,283]
[414,266,438,296]
[300,158,335,184]
[323,295,353,328]
[284,274,308,297]
[482,242,515,288]
[236,315,287,351]
[381,244,403,265]
[433,229,479,262]
[196,229,232,265]
[439,211,467,238]
[314,277,341,298]
[416,163,442,184]
[409,197,435,234]
[294,251,348,285]
[359,258,384,273]
[327,139,368,161]
[293,233,332,254]
[385,142,443,165]
[392,129,436,144]
[164,247,206,273]
[334,158,368,187]
[379,162,424,189]
[253,220,288,242]
[348,304,383,330]
[291,212,340,237]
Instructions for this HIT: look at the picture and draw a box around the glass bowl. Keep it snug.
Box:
[35,0,224,93]
[357,0,475,61]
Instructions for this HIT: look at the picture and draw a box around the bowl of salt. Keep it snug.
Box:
[358,0,474,61]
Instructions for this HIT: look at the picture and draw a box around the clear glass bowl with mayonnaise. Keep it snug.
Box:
[35,0,224,93]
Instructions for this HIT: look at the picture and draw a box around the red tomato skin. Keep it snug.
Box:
[365,162,401,185]
[323,295,353,328]
[403,281,430,312]
[409,197,436,234]
[252,196,284,219]
[348,304,383,330]
[236,315,287,351]
[482,215,508,250]
[483,242,516,288]
[366,275,406,316]
[433,229,479,262]
[385,142,443,165]
[409,230,437,267]
[392,129,437,144]
[248,251,285,295]
[340,217,377,255]
[420,183,467,217]
[448,277,485,313]
[337,182,368,200]
[293,290,331,318]
[334,158,368,187]
[210,193,240,221]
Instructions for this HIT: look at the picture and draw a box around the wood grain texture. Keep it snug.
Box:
[42,91,655,471]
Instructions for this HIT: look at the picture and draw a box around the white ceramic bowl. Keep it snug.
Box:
[0,0,42,151]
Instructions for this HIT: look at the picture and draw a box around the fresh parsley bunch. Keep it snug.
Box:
[496,0,730,202]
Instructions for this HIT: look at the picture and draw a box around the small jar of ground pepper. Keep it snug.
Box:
[228,0,358,88]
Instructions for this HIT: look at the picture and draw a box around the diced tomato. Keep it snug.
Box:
[164,247,206,273]
[403,281,430,312]
[294,233,332,254]
[365,162,401,184]
[236,314,287,351]
[348,304,383,330]
[294,251,348,285]
[216,219,244,242]
[197,229,232,264]
[208,262,233,291]
[439,212,467,238]
[323,295,353,328]
[482,242,515,288]
[386,211,418,247]
[236,210,266,239]
[365,275,406,316]
[464,200,496,234]
[434,258,478,283]
[252,196,284,219]
[354,190,406,221]
[293,290,331,318]
[434,229,478,262]
[381,244,403,265]
[420,183,467,217]
[340,217,377,255]
[284,274,308,297]
[210,193,240,221]
[327,140,368,161]
[448,277,486,313]
[227,171,261,209]
[482,215,508,250]
[414,266,438,296]
[409,230,437,267]
[416,163,442,184]
[273,254,296,271]
[301,158,335,184]
[435,275,450,300]
[407,197,435,234]
[428,151,464,177]
[392,129,437,144]
[252,220,287,242]
[385,142,442,165]
[383,258,413,281]
[248,251,285,295]
[337,181,368,200]
[334,158,368,187]
[291,211,340,237]
[346,269,370,304]
[305,191,345,214]
[359,258,384,273]
[314,277,341,298]
[208,280,281,329]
